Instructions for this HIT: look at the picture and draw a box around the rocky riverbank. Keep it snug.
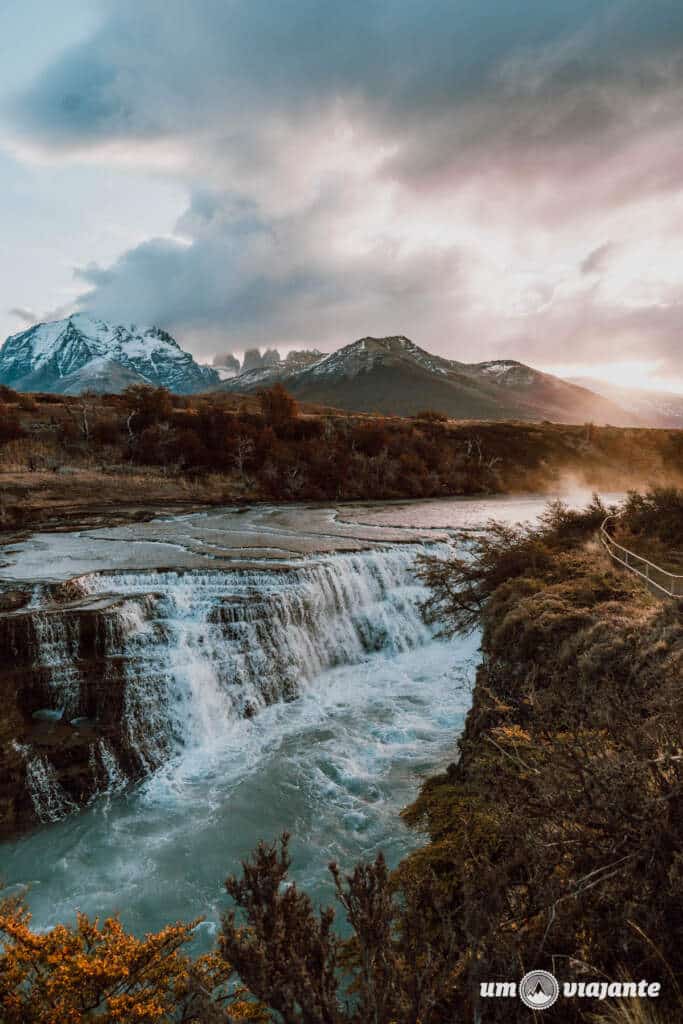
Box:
[0,585,155,836]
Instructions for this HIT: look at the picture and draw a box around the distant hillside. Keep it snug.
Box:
[221,335,639,426]
[566,376,683,429]
[0,314,219,395]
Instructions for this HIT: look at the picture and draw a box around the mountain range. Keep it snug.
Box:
[220,335,640,426]
[0,314,218,395]
[1,316,678,428]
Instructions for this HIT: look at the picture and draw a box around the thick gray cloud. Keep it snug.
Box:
[12,2,683,147]
[6,0,683,379]
[74,186,466,356]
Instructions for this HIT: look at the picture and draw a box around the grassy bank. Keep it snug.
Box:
[403,493,683,1021]
[210,493,683,1022]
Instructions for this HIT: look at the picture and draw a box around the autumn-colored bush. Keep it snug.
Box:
[0,892,265,1024]
[124,384,175,431]
[258,383,298,433]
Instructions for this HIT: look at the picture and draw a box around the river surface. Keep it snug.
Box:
[0,491,607,949]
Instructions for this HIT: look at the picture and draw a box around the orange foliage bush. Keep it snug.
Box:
[0,893,265,1024]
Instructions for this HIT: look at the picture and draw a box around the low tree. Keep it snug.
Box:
[219,835,460,1024]
[123,385,174,431]
[233,435,255,479]
[0,405,25,445]
[416,495,609,634]
[258,384,298,433]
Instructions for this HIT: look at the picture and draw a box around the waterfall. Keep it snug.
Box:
[13,742,78,823]
[18,543,445,821]
[88,740,127,797]
[32,612,82,719]
[83,546,436,759]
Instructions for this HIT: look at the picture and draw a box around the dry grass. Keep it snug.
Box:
[590,1001,667,1024]
[0,466,254,537]
[404,496,683,1021]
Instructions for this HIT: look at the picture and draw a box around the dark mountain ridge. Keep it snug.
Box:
[221,335,640,426]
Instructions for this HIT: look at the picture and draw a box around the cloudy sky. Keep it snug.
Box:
[2,0,683,390]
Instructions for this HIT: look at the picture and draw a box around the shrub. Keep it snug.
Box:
[416,495,610,635]
[258,384,298,433]
[0,407,25,445]
[413,409,448,422]
[622,486,683,548]
[0,891,265,1023]
[220,835,459,1024]
[123,385,174,430]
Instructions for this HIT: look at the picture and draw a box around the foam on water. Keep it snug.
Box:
[1,494,616,942]
[70,546,439,769]
[2,633,478,945]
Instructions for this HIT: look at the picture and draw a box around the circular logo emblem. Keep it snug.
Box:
[519,970,560,1010]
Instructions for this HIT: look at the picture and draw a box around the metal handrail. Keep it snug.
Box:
[600,514,682,598]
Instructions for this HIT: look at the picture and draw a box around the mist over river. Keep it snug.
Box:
[0,493,609,950]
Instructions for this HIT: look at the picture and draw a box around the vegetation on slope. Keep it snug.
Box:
[408,495,682,1019]
[1,382,683,535]
[0,893,265,1023]
[612,487,683,572]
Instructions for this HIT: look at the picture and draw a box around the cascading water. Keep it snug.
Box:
[12,741,77,823]
[78,547,436,764]
[32,612,83,719]
[0,495,603,945]
[16,544,445,823]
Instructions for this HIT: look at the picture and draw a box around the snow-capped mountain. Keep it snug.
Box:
[0,314,219,395]
[222,335,638,425]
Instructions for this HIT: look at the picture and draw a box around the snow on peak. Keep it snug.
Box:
[0,314,218,394]
[305,335,455,379]
[472,360,539,386]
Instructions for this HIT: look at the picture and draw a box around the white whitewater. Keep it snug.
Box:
[5,496,590,946]
[12,742,77,824]
[32,547,438,781]
[3,537,480,944]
